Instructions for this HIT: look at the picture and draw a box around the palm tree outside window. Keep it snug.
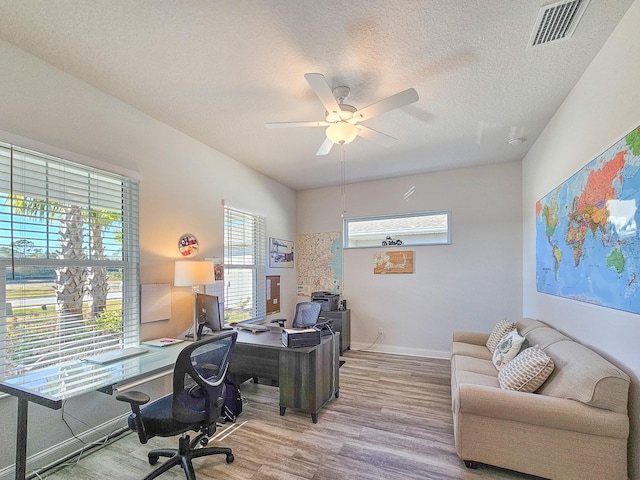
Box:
[0,143,139,379]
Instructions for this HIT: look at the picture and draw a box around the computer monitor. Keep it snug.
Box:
[195,293,222,340]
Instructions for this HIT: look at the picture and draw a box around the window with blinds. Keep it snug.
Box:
[0,142,139,379]
[223,206,265,323]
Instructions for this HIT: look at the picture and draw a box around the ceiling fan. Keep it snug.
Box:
[265,73,419,156]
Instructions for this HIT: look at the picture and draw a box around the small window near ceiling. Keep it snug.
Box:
[344,211,450,248]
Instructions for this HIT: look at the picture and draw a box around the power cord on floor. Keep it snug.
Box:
[351,332,383,352]
[60,401,90,445]
[29,428,131,480]
[61,400,126,446]
[28,402,130,479]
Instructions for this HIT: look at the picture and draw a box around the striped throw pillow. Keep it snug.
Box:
[498,345,554,393]
[486,318,516,353]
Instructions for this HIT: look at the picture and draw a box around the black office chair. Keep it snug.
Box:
[116,331,237,480]
[270,301,322,328]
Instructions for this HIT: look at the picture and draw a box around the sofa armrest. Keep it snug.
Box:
[456,383,628,439]
[453,331,489,346]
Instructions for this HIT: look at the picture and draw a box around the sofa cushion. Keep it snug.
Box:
[452,355,498,377]
[515,318,547,335]
[492,330,526,370]
[498,346,554,393]
[452,342,493,360]
[455,370,500,388]
[538,341,630,414]
[486,319,516,353]
[525,326,571,350]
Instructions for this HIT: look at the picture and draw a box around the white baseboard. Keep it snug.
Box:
[349,342,450,359]
[0,414,129,480]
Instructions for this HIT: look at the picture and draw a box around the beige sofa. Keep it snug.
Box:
[451,318,630,480]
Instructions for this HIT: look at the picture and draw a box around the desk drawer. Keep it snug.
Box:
[317,309,350,354]
[229,344,280,380]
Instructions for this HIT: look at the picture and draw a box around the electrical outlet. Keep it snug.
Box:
[378,327,384,335]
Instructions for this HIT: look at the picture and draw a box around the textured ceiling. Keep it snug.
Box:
[0,0,633,190]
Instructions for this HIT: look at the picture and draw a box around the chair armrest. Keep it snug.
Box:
[452,331,489,346]
[270,318,286,327]
[116,390,150,406]
[115,390,151,444]
[456,383,629,438]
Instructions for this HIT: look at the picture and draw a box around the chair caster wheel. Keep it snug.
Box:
[226,453,235,464]
[200,437,209,447]
[148,454,159,466]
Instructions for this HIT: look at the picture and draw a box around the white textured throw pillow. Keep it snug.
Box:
[498,345,554,393]
[492,330,526,370]
[486,318,516,353]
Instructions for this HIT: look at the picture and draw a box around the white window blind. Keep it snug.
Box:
[0,142,140,379]
[223,206,265,323]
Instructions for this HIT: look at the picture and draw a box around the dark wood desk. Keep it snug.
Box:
[228,327,339,423]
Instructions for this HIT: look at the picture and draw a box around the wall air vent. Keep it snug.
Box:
[528,0,590,48]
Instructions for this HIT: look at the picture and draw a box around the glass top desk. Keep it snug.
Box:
[0,342,187,480]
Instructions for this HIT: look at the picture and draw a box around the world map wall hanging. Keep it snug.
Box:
[536,125,640,314]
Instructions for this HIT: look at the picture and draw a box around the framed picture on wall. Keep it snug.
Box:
[269,237,294,268]
[373,251,414,274]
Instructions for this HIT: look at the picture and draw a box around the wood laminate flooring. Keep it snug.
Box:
[40,351,542,480]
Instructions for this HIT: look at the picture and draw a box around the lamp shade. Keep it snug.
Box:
[326,121,358,145]
[174,261,215,286]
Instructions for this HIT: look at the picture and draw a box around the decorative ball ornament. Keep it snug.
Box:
[178,233,199,257]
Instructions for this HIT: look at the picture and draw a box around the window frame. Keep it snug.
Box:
[223,205,266,324]
[343,210,451,249]
[0,142,140,380]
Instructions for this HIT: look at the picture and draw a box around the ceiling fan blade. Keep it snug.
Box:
[353,88,419,122]
[265,120,329,128]
[316,137,334,156]
[357,125,398,148]
[304,73,342,114]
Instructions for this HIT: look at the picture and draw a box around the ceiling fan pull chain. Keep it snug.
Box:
[341,144,347,218]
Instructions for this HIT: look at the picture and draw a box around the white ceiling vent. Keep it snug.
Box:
[528,0,590,48]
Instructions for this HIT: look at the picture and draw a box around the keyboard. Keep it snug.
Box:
[80,346,149,364]
[236,324,270,333]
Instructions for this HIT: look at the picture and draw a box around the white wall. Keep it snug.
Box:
[298,160,523,357]
[0,39,296,477]
[522,1,640,477]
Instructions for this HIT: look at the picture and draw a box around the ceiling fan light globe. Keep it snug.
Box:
[326,121,358,145]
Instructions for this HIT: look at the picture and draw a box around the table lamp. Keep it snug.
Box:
[174,260,215,340]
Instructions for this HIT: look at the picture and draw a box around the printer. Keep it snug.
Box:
[311,291,339,311]
[282,328,321,347]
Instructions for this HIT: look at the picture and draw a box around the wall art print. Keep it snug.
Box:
[296,232,342,294]
[374,250,414,274]
[269,237,294,268]
[178,233,199,257]
[536,126,640,314]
